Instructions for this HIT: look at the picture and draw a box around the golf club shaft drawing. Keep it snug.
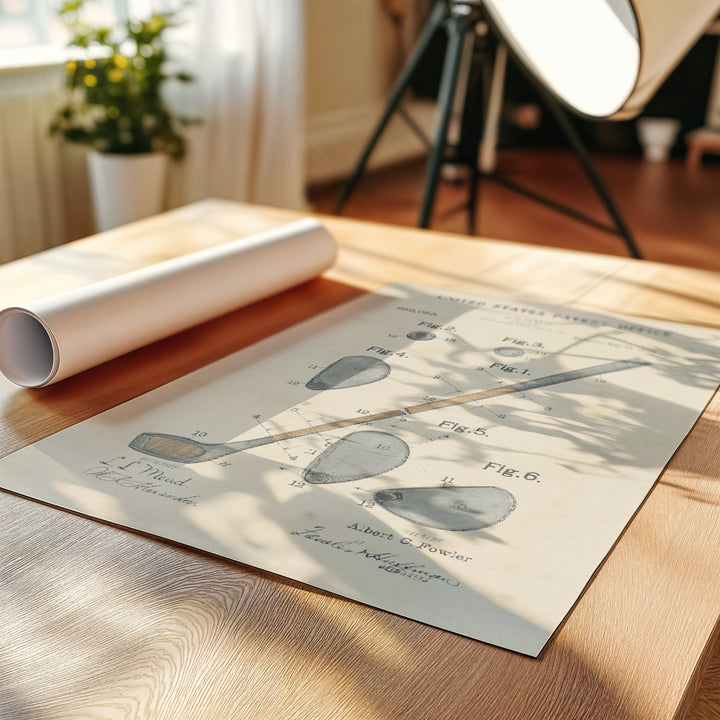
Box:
[130,358,649,463]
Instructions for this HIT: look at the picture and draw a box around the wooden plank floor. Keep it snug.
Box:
[311,147,720,719]
[310,148,720,272]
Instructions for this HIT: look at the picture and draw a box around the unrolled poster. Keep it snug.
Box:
[0,284,718,656]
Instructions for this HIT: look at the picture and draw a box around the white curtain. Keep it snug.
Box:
[167,0,307,211]
[0,0,306,263]
[0,66,68,264]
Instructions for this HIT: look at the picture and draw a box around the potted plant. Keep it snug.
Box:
[50,0,193,231]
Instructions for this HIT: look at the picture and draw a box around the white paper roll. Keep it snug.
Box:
[0,218,337,387]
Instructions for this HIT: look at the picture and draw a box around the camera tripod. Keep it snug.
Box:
[334,0,642,259]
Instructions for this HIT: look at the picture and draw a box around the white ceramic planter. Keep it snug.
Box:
[636,117,681,162]
[87,151,169,231]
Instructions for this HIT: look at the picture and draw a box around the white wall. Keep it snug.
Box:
[304,0,435,184]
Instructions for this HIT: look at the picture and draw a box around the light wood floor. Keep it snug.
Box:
[309,148,720,272]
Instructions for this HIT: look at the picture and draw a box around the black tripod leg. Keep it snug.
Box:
[464,56,485,236]
[464,36,496,235]
[418,10,473,228]
[334,0,447,214]
[467,150,480,235]
[539,88,643,259]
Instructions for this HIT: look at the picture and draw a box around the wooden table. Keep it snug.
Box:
[1,199,719,720]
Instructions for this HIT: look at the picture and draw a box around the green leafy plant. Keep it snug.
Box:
[50,1,193,158]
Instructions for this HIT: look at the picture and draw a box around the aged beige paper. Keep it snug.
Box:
[1,285,718,656]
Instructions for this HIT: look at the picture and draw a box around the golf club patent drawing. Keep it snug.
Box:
[129,358,649,464]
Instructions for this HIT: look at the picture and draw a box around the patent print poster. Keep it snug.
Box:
[1,285,718,656]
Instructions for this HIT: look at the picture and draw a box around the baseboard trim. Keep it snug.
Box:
[305,98,437,184]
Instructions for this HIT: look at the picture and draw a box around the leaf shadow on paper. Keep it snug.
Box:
[1,282,719,664]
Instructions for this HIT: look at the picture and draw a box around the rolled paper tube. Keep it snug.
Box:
[0,218,337,387]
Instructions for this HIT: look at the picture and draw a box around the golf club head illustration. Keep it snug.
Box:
[129,431,275,463]
[306,356,390,390]
[374,485,517,531]
[302,431,409,484]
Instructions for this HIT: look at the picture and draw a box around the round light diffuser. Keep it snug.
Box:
[483,0,720,119]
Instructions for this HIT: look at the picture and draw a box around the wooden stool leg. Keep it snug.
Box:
[686,141,703,172]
